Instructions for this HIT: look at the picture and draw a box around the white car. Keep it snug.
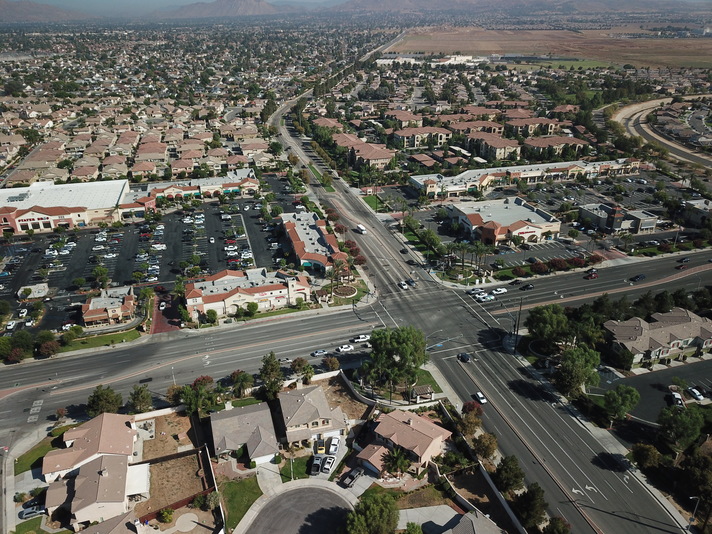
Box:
[18,309,27,318]
[6,321,16,330]
[475,392,488,404]
[328,437,340,455]
[351,334,371,343]
[226,251,240,257]
[321,455,336,474]
[104,253,117,259]
[159,301,166,311]
[336,344,354,353]
[491,287,508,295]
[182,218,194,224]
[224,245,238,251]
[58,249,71,255]
[25,319,35,327]
[155,224,164,230]
[465,288,485,295]
[311,349,328,357]
[209,237,215,244]
[91,245,105,251]
[476,294,495,303]
[151,244,167,250]
[688,388,704,401]
[145,276,158,282]
[398,281,409,290]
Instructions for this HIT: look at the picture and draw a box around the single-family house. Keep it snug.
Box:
[210,402,279,465]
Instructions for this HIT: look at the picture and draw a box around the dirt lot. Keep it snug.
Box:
[387,26,712,68]
[142,412,194,461]
[320,376,371,420]
[134,454,206,517]
[450,469,519,534]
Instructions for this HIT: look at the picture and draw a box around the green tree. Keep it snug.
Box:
[554,345,600,397]
[72,277,86,288]
[604,384,640,423]
[370,326,428,390]
[158,508,174,523]
[246,302,259,317]
[205,309,218,324]
[472,432,497,459]
[345,493,399,534]
[543,517,571,534]
[181,384,211,416]
[230,370,254,398]
[458,411,482,436]
[513,482,548,529]
[38,340,60,358]
[405,523,423,534]
[86,385,123,417]
[302,364,315,385]
[127,384,153,414]
[383,447,410,477]
[631,443,661,470]
[11,330,34,353]
[657,406,703,452]
[290,357,308,375]
[494,455,525,493]
[525,304,569,351]
[323,356,340,371]
[205,491,220,510]
[259,352,283,400]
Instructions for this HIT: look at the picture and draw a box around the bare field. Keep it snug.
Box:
[387,27,712,68]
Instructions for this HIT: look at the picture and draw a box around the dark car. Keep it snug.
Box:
[405,278,417,287]
[630,274,646,282]
[508,279,522,285]
[400,248,408,254]
[343,467,364,488]
[520,283,535,291]
[457,352,471,363]
[679,257,690,263]
[310,455,323,476]
[676,264,688,270]
[584,272,599,280]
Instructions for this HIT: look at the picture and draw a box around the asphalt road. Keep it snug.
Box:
[248,487,352,534]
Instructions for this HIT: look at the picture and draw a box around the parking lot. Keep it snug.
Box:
[0,179,315,333]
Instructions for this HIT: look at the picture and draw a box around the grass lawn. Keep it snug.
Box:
[415,368,443,393]
[363,195,380,211]
[361,483,401,502]
[280,455,310,482]
[329,279,369,307]
[15,436,55,476]
[60,329,141,353]
[11,516,71,534]
[324,185,336,193]
[220,477,263,531]
[308,164,322,180]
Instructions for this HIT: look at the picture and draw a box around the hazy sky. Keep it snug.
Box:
[33,0,330,16]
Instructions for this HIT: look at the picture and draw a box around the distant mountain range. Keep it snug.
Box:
[0,0,95,22]
[0,0,706,23]
[158,0,286,19]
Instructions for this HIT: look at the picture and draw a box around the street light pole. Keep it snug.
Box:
[690,496,700,531]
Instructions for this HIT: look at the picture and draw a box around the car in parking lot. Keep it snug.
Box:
[491,287,507,295]
[321,455,336,474]
[476,294,495,302]
[316,439,326,454]
[159,302,166,311]
[310,455,323,476]
[209,237,215,244]
[336,344,354,353]
[6,321,16,330]
[18,309,27,318]
[520,283,535,291]
[328,437,340,455]
[688,388,704,401]
[311,349,329,357]
[475,392,487,404]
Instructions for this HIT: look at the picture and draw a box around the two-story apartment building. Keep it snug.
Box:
[604,308,712,367]
[393,126,452,149]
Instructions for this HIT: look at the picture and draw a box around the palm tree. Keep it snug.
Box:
[328,259,346,299]
[471,241,488,273]
[619,232,634,251]
[383,447,410,478]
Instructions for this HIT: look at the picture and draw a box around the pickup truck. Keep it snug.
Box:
[343,467,364,488]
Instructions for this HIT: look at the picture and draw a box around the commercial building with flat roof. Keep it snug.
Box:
[447,197,560,244]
